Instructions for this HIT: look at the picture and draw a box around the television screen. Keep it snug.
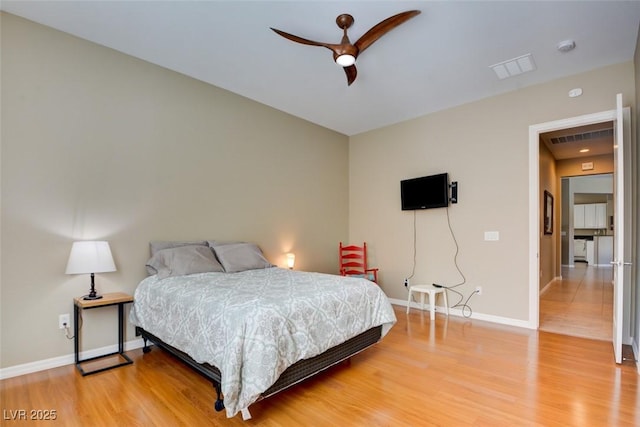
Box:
[401,173,449,210]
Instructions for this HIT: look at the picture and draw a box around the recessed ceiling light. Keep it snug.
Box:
[579,148,590,153]
[557,39,576,53]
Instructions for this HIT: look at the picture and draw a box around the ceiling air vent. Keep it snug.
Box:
[550,128,613,145]
[490,54,536,79]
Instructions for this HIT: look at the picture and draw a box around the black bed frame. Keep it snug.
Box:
[136,325,382,413]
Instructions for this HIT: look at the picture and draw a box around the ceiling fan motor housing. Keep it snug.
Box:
[336,14,354,30]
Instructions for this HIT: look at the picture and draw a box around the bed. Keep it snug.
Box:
[129,241,396,419]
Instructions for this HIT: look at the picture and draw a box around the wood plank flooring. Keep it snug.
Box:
[2,304,639,426]
[540,264,613,341]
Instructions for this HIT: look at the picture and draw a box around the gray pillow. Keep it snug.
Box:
[150,240,208,256]
[212,243,274,273]
[207,240,243,248]
[146,245,224,279]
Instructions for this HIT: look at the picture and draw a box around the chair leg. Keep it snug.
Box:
[406,288,412,314]
[429,292,435,320]
[443,290,449,316]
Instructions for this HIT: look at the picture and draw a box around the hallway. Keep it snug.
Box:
[539,263,613,341]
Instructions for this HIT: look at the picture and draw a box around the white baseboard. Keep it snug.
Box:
[540,276,561,296]
[0,338,145,380]
[388,298,533,329]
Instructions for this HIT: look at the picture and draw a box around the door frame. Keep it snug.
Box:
[528,109,618,329]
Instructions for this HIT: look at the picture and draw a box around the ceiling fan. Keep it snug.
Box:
[270,10,421,86]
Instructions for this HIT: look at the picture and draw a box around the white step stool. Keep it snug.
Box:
[406,284,449,320]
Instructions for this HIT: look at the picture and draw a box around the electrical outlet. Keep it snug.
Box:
[404,278,409,287]
[475,286,482,296]
[59,313,70,329]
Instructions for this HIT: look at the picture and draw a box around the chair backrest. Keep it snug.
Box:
[339,242,369,276]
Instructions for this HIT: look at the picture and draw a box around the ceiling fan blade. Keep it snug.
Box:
[270,28,331,49]
[354,10,421,54]
[343,65,357,86]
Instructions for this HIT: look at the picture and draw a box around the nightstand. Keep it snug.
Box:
[74,292,134,376]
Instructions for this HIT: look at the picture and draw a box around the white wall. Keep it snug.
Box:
[0,13,349,368]
[349,61,636,324]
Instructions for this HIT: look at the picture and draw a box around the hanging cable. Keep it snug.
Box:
[439,206,475,317]
[405,204,473,313]
[407,209,417,281]
[446,286,477,318]
[444,206,466,288]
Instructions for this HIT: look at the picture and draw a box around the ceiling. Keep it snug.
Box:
[2,1,640,136]
[541,122,614,160]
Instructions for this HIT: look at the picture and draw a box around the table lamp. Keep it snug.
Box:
[286,253,295,269]
[65,241,116,300]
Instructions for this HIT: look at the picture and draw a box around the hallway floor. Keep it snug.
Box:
[539,263,613,341]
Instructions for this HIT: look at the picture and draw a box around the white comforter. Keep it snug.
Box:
[130,267,396,418]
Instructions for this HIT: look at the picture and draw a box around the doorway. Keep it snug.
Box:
[538,127,614,340]
[527,107,619,330]
[529,99,632,365]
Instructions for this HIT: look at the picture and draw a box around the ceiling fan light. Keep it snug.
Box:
[336,54,356,67]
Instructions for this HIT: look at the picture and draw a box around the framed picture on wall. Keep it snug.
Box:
[544,190,553,235]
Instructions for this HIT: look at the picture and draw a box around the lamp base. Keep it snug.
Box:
[84,273,102,300]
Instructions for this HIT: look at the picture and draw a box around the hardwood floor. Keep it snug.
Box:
[2,304,639,426]
[540,263,613,341]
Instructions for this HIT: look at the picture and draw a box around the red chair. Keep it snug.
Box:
[339,242,379,283]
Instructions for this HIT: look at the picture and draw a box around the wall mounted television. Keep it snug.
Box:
[400,172,450,210]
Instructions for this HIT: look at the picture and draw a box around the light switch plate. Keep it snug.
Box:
[484,231,499,241]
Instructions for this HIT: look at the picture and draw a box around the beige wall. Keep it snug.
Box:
[539,143,557,290]
[556,154,614,177]
[349,61,635,322]
[0,13,349,368]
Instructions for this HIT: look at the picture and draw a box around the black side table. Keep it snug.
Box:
[74,292,134,376]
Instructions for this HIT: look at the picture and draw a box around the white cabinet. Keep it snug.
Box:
[574,203,607,229]
[584,204,596,228]
[574,205,586,228]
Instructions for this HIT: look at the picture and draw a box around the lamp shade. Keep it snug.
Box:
[286,253,295,269]
[65,241,116,275]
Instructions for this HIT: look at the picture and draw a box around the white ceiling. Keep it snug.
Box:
[3,1,640,136]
